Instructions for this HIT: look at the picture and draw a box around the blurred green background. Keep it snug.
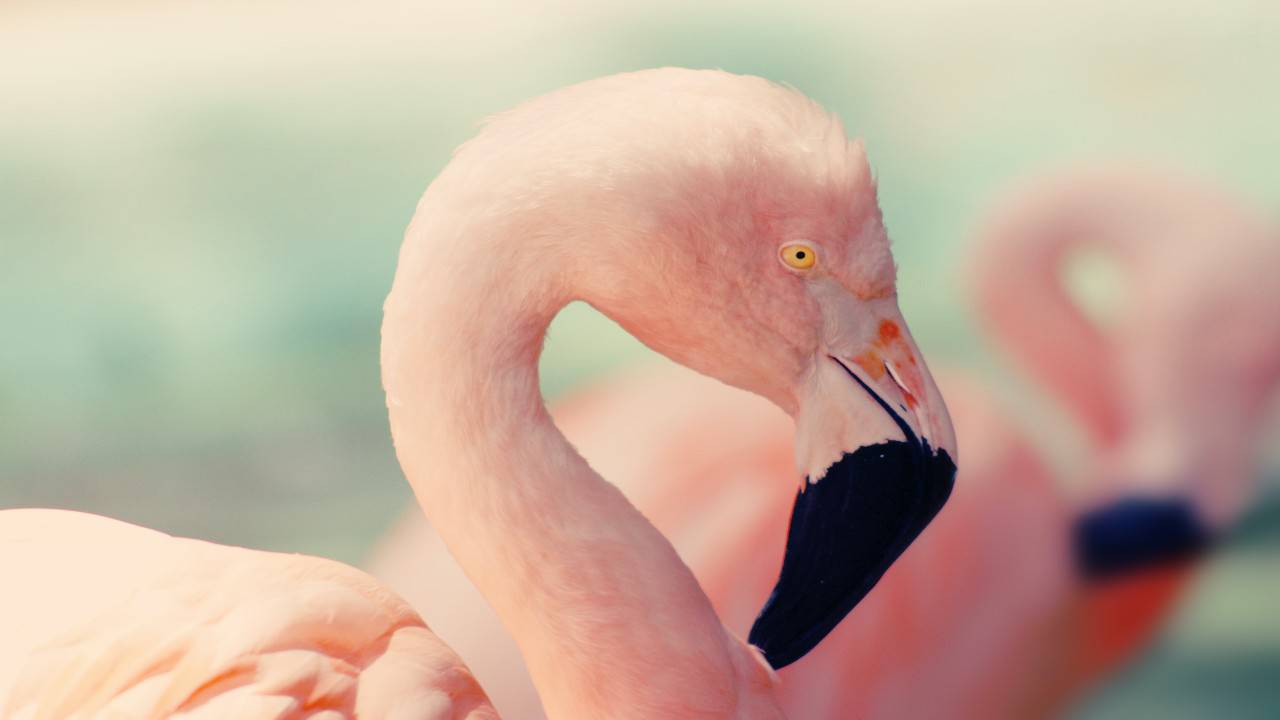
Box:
[2,2,1277,717]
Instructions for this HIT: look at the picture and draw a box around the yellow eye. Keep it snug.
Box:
[780,243,817,270]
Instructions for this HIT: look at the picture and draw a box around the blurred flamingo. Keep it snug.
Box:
[369,165,1280,718]
[973,166,1280,704]
[0,69,959,718]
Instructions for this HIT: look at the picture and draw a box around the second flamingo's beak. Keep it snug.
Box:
[749,309,958,669]
[1073,495,1213,579]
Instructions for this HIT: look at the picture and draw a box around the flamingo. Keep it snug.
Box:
[0,68,959,718]
[971,166,1280,704]
[369,165,1280,718]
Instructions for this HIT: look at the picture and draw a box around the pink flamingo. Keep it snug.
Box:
[369,165,1280,718]
[0,69,958,718]
[971,166,1280,704]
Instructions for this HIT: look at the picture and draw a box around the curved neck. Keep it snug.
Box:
[970,198,1126,450]
[381,204,774,718]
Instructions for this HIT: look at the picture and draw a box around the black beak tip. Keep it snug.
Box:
[748,441,956,669]
[1073,495,1213,580]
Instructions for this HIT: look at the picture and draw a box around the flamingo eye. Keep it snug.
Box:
[779,242,817,270]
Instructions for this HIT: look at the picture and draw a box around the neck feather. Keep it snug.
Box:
[381,205,775,718]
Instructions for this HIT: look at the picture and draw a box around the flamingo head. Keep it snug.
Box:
[542,70,960,669]
[431,69,959,670]
[1073,346,1276,580]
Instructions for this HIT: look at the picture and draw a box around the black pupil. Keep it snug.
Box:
[795,251,806,259]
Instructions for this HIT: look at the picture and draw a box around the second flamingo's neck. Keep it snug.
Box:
[971,191,1127,450]
[381,202,778,718]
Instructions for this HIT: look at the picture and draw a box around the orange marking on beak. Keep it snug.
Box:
[878,320,901,343]
[853,352,886,379]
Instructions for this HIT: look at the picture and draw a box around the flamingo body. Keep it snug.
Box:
[0,509,497,719]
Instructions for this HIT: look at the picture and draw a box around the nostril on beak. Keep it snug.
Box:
[883,361,916,413]
[884,361,907,393]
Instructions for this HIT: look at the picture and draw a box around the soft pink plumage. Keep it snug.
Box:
[0,509,496,718]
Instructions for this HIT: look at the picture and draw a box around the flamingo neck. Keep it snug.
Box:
[972,198,1127,450]
[380,207,773,718]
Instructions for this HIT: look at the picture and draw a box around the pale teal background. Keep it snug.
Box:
[2,2,1278,717]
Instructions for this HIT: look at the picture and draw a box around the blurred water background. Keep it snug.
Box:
[2,2,1277,717]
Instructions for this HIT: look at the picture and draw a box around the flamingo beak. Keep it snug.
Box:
[1073,496,1213,579]
[748,313,958,669]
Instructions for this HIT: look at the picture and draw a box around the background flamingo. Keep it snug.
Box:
[0,69,958,718]
[972,166,1280,705]
[369,165,1280,719]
